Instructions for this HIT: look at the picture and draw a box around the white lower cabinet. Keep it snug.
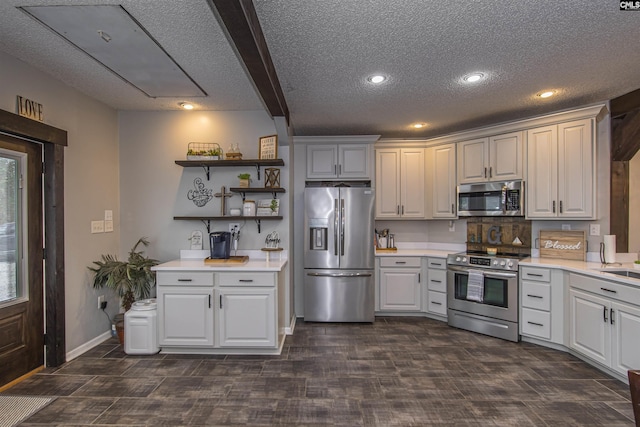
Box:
[157,285,215,347]
[378,257,422,311]
[216,288,276,347]
[519,266,564,345]
[156,270,280,352]
[425,257,447,317]
[569,273,640,377]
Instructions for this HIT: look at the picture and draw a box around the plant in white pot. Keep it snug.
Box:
[88,237,159,343]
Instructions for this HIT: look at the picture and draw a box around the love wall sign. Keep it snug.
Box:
[16,95,44,122]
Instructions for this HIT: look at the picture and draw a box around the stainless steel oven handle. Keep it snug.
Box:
[447,265,518,279]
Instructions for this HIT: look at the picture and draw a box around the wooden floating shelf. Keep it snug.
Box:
[229,187,285,193]
[173,215,283,234]
[175,159,285,180]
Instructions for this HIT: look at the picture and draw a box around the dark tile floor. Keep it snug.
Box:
[2,317,635,426]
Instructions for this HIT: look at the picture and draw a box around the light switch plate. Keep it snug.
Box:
[590,224,600,236]
[104,210,113,221]
[104,220,114,232]
[91,220,104,234]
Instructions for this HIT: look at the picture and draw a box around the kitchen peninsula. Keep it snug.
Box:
[152,250,288,355]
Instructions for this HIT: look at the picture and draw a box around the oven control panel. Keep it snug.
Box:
[447,253,520,270]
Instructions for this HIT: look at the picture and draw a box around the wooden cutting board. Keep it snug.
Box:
[204,256,249,265]
[539,230,586,261]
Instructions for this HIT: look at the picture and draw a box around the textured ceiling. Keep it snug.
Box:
[1,1,640,138]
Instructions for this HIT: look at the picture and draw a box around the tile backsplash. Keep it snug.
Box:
[466,217,531,256]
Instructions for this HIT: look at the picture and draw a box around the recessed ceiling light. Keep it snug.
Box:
[411,123,427,129]
[179,102,194,110]
[537,90,555,99]
[367,74,387,84]
[463,73,485,83]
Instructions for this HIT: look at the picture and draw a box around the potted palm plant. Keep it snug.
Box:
[88,237,159,343]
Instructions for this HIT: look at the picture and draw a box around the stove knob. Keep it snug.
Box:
[508,261,514,268]
[500,261,506,267]
[455,256,461,262]
[462,257,467,262]
[492,260,499,266]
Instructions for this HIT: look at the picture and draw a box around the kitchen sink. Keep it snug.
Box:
[601,269,640,280]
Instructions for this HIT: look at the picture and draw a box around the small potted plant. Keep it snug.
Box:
[270,199,279,215]
[88,238,159,344]
[634,260,640,270]
[208,147,222,160]
[238,173,251,188]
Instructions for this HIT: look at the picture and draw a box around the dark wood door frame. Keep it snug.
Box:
[0,108,67,367]
[610,88,640,253]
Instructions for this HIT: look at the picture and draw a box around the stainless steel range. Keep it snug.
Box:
[447,252,523,342]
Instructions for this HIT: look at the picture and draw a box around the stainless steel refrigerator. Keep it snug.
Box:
[304,185,375,322]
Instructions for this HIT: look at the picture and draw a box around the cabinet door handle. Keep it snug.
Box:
[220,295,223,309]
[451,204,455,214]
[239,279,254,283]
[395,261,407,264]
[552,201,556,213]
[610,308,614,325]
[401,205,404,215]
[177,279,193,282]
[489,167,492,178]
[600,287,617,294]
[603,306,608,323]
[527,294,543,299]
[559,200,563,213]
[431,301,442,306]
[431,279,442,283]
[209,295,211,308]
[334,164,337,175]
[527,273,543,277]
[339,164,342,175]
[431,263,443,267]
[418,273,421,283]
[397,205,400,215]
[527,321,544,327]
[484,167,487,178]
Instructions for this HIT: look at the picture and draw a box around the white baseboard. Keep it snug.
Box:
[66,331,112,361]
[285,315,296,335]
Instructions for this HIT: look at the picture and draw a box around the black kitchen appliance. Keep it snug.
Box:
[209,231,231,259]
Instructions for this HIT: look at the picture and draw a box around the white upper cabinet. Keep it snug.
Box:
[526,118,594,219]
[375,148,425,219]
[303,136,378,180]
[457,131,523,184]
[426,143,456,219]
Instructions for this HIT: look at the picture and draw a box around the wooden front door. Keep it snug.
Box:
[0,134,44,386]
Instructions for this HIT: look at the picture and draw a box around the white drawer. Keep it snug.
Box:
[427,291,447,316]
[521,308,551,339]
[427,269,447,292]
[569,272,640,305]
[521,281,551,311]
[379,257,421,268]
[157,271,214,286]
[217,272,275,287]
[427,257,446,270]
[520,267,551,282]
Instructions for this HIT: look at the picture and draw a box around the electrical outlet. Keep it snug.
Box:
[562,224,571,230]
[98,295,105,309]
[590,224,601,236]
[228,223,240,233]
[104,220,114,232]
[104,209,113,221]
[91,220,105,233]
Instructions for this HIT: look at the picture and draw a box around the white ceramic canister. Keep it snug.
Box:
[243,200,256,216]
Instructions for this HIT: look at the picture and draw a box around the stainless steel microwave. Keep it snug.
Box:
[457,181,524,217]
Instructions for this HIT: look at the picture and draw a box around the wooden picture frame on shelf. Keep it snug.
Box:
[259,135,278,159]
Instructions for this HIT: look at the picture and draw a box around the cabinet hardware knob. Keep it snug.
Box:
[451,204,455,214]
[528,273,543,277]
[610,308,614,325]
[432,279,442,283]
[220,295,223,309]
[209,295,211,308]
[603,306,608,323]
[489,167,492,178]
[418,273,421,283]
[600,287,617,294]
[239,279,254,282]
[527,294,543,299]
[527,321,544,327]
[395,261,406,264]
[559,200,563,213]
[177,279,193,282]
[431,301,442,306]
[484,167,487,178]
[552,200,556,213]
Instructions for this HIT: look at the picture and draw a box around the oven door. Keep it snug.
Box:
[446,265,518,322]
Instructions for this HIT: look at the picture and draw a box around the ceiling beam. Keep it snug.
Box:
[208,0,289,124]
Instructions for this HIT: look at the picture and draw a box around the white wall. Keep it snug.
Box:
[0,51,121,353]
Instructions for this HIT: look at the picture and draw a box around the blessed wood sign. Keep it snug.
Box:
[539,230,586,261]
[16,95,44,122]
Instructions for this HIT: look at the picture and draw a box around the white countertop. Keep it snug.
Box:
[152,249,288,272]
[521,257,640,288]
[375,248,452,258]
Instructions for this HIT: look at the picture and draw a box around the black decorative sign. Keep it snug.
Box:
[187,178,213,207]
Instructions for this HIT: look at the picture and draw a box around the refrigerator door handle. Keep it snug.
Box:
[307,272,373,278]
[340,198,345,256]
[334,198,339,256]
